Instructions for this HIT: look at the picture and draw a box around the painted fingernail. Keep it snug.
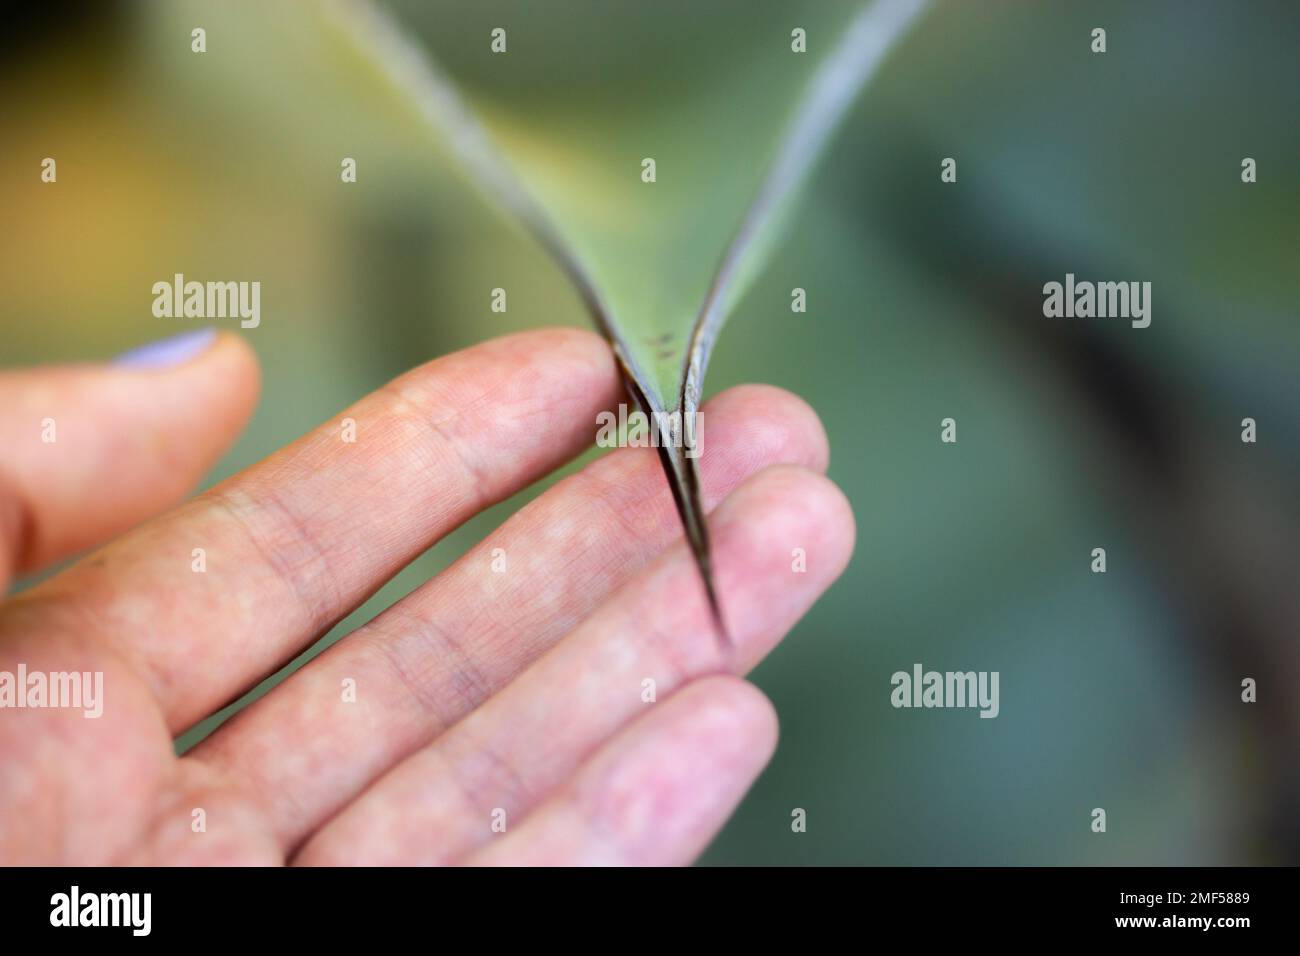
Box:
[114,328,218,368]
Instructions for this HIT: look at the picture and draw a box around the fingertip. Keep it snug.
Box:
[703,384,831,480]
[698,465,857,663]
[612,676,777,863]
[685,675,780,765]
[493,325,618,385]
[196,332,262,426]
[534,324,617,365]
[388,325,620,430]
[108,329,260,431]
[795,466,857,571]
[7,332,264,570]
[209,330,261,382]
[722,464,856,567]
[128,331,261,473]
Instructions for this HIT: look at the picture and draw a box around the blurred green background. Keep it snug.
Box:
[3,0,1298,865]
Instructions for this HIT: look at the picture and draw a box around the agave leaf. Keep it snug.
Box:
[327,0,930,639]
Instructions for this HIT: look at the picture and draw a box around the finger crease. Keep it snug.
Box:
[209,486,344,640]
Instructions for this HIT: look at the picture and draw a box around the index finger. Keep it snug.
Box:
[10,328,621,731]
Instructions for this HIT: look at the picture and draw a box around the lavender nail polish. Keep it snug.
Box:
[114,328,217,368]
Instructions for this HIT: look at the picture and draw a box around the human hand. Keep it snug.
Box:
[0,327,853,865]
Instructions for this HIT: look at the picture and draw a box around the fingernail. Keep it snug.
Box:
[114,328,218,368]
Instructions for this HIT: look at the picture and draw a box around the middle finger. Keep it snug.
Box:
[190,385,828,851]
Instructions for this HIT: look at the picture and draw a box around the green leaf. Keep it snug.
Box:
[327,0,930,639]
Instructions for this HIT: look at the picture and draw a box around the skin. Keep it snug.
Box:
[0,328,854,865]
